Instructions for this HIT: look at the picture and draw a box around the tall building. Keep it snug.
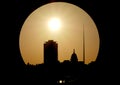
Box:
[44,40,58,64]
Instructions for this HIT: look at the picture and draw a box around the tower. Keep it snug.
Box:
[44,40,58,64]
[83,24,85,64]
[70,49,78,63]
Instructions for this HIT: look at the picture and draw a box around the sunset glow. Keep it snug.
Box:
[19,2,100,65]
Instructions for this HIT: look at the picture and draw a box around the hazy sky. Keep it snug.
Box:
[19,2,100,65]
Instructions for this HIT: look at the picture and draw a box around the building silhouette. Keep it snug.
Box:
[70,49,78,63]
[44,40,58,64]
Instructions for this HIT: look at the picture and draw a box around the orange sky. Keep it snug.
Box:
[19,2,100,65]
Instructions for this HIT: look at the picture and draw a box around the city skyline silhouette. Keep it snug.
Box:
[30,39,86,65]
[19,39,95,85]
[14,39,104,85]
[8,0,116,84]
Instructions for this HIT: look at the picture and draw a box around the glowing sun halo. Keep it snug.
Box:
[48,17,61,31]
[19,2,100,65]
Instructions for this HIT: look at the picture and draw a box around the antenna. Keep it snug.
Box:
[83,24,85,64]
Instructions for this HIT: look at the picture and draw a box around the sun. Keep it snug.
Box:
[48,17,61,31]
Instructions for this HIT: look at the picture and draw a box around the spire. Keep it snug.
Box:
[83,24,85,64]
[73,49,75,53]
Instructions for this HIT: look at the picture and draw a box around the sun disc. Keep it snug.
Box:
[48,17,61,31]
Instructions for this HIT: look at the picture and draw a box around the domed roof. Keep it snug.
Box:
[71,49,78,62]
